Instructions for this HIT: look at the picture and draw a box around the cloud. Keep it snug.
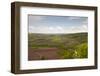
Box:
[28,15,88,34]
[49,27,54,30]
[29,24,87,34]
[57,26,63,30]
[82,25,88,30]
[68,17,79,20]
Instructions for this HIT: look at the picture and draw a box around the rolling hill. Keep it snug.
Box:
[28,32,88,60]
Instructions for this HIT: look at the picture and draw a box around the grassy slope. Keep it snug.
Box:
[28,33,88,59]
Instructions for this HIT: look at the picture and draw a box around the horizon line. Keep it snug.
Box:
[28,32,88,34]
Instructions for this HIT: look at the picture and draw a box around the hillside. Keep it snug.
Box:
[28,33,88,60]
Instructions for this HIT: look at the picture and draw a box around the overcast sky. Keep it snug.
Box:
[28,15,88,34]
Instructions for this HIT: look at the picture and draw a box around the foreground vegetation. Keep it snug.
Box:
[28,33,88,59]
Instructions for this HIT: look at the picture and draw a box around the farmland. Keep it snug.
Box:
[28,33,88,60]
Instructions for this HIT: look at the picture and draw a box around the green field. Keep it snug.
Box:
[28,33,88,59]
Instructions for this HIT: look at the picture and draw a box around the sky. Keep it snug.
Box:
[28,15,88,34]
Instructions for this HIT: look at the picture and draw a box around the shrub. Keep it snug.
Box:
[58,50,74,59]
[74,43,88,58]
[58,43,88,59]
[40,56,47,60]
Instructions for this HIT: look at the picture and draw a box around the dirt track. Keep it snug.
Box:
[28,47,61,60]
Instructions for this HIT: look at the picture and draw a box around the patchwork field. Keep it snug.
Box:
[28,33,88,60]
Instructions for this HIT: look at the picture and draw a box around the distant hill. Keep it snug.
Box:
[28,32,88,49]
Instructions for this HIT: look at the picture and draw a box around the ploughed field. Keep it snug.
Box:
[28,33,88,60]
